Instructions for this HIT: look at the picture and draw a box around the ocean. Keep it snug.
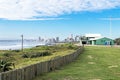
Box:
[0,40,46,50]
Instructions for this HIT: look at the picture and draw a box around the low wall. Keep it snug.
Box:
[0,47,84,80]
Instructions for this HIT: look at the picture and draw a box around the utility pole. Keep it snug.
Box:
[100,17,120,38]
[21,35,23,52]
[109,17,112,38]
[79,36,83,46]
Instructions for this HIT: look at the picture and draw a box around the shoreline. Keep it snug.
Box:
[0,43,46,50]
[0,43,57,50]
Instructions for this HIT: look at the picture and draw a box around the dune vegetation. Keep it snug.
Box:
[0,43,79,72]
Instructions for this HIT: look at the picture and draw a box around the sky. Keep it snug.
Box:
[0,0,120,40]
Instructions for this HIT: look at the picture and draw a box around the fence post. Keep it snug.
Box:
[0,73,1,80]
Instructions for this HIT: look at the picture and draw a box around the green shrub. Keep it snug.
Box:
[30,51,51,58]
[2,52,12,57]
[12,50,20,52]
[0,60,15,72]
[64,43,79,50]
[21,53,29,58]
[22,51,51,58]
[42,51,51,56]
[67,45,74,49]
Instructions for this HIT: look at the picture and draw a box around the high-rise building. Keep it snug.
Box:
[56,37,59,42]
[39,37,41,41]
[75,36,79,42]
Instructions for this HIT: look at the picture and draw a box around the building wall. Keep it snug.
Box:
[95,37,114,45]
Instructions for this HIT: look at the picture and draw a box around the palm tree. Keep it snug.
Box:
[0,60,15,72]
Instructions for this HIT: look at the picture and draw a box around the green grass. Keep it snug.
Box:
[33,46,120,80]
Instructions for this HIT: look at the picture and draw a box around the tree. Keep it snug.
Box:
[0,60,15,72]
[115,38,120,45]
[80,36,88,44]
[80,36,87,40]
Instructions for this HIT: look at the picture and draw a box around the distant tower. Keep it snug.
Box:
[79,36,83,46]
[109,17,112,38]
[21,35,23,52]
[100,17,115,38]
[68,34,73,42]
[39,37,41,42]
[75,35,79,42]
[56,37,59,42]
[75,36,77,42]
[71,34,73,39]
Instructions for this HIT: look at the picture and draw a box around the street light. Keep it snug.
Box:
[109,17,112,38]
[79,36,83,46]
[21,35,23,52]
[100,17,120,38]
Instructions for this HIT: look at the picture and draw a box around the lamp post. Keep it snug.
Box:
[100,17,120,38]
[21,35,23,52]
[109,17,112,38]
[79,36,83,46]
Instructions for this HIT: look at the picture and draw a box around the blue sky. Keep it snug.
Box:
[0,0,120,40]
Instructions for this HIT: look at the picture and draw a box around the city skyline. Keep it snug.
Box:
[0,0,120,39]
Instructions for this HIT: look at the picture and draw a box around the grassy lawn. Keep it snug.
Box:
[33,46,120,80]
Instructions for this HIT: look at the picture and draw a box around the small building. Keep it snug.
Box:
[89,37,114,45]
[85,34,102,44]
[85,34,102,40]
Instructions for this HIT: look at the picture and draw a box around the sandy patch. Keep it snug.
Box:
[115,73,120,75]
[62,76,74,80]
[91,79,101,80]
[88,62,95,64]
[108,65,118,68]
[88,55,93,59]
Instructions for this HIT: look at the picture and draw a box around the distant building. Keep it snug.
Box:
[75,36,79,42]
[39,37,41,41]
[41,39,44,42]
[64,39,67,42]
[64,37,74,42]
[84,34,102,44]
[56,37,59,42]
[53,38,56,43]
[89,37,114,45]
[85,34,102,40]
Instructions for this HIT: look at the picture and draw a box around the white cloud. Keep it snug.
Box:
[0,0,120,20]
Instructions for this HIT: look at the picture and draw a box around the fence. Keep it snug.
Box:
[0,47,84,80]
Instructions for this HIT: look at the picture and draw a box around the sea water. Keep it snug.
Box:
[0,40,45,50]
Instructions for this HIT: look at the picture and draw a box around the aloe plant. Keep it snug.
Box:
[0,60,15,72]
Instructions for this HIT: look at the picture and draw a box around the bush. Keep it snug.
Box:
[30,51,51,58]
[0,60,15,72]
[21,53,29,58]
[22,51,51,58]
[12,50,20,52]
[2,52,12,57]
[67,45,74,49]
[115,38,120,45]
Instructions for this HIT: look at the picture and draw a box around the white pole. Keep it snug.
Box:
[110,17,112,38]
[79,37,82,46]
[21,35,23,51]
